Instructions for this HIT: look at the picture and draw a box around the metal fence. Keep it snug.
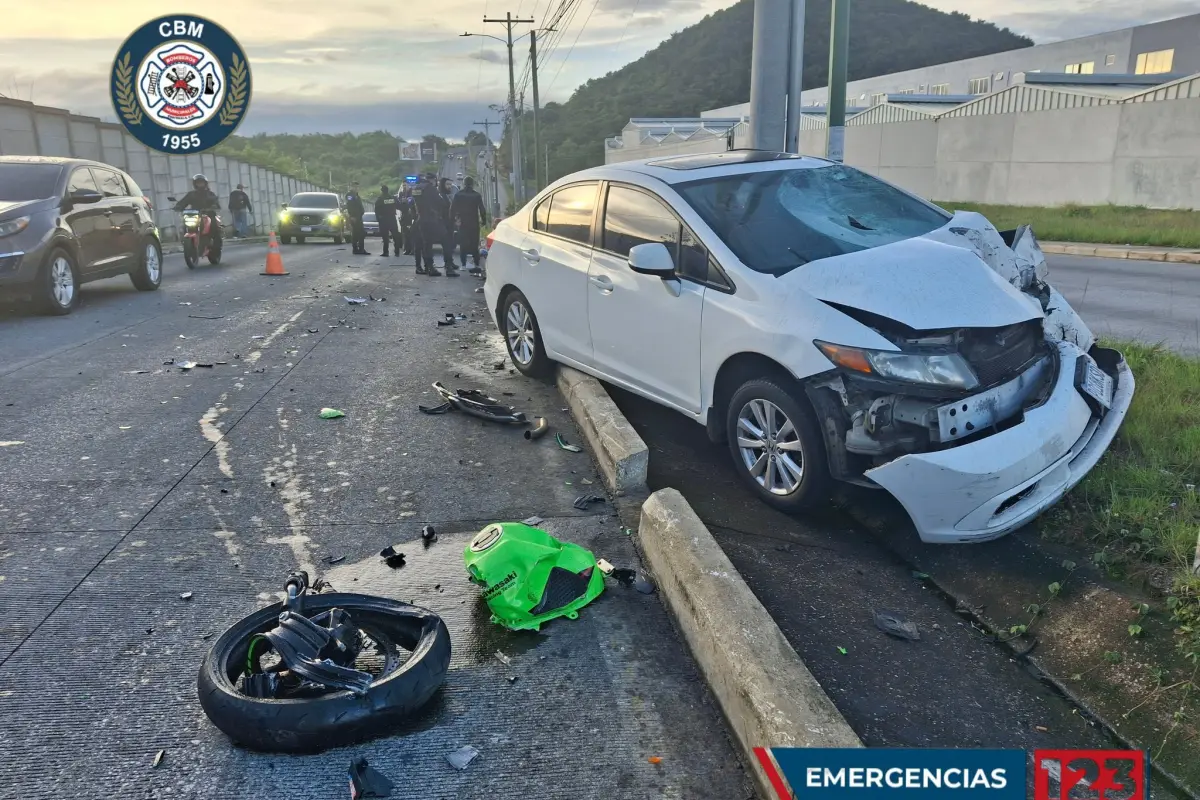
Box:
[0,97,328,241]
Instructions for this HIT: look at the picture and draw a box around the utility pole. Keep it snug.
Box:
[784,0,806,153]
[748,0,789,150]
[473,119,504,218]
[530,31,543,192]
[544,143,549,186]
[825,0,850,162]
[483,12,534,204]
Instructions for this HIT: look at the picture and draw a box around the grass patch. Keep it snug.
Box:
[935,202,1200,249]
[1050,340,1200,664]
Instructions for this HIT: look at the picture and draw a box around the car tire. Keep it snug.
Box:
[130,238,162,291]
[333,236,343,245]
[726,378,831,512]
[39,248,80,315]
[280,235,292,245]
[500,289,551,378]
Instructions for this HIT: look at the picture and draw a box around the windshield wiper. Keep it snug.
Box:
[847,215,874,231]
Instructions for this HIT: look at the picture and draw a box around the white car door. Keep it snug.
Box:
[518,182,599,365]
[587,183,706,414]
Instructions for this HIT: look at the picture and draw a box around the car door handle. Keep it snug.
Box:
[103,210,113,216]
[521,248,540,262]
[589,275,613,289]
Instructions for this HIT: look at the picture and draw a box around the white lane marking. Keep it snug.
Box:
[212,530,240,557]
[247,310,304,364]
[0,441,24,447]
[263,408,315,574]
[199,393,233,478]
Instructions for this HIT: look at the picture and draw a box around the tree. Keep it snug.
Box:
[465,130,489,147]
[422,134,450,151]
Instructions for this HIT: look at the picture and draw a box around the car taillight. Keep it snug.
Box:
[143,196,153,213]
[485,233,495,250]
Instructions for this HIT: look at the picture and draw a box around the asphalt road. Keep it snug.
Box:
[1047,253,1200,355]
[0,242,750,799]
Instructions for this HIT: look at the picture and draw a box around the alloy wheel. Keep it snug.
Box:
[145,243,161,282]
[506,300,535,366]
[50,257,75,307]
[736,398,805,495]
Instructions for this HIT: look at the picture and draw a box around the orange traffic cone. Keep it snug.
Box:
[261,232,289,276]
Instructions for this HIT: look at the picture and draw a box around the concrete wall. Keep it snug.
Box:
[0,97,326,240]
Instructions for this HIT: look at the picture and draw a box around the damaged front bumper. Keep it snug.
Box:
[864,341,1134,544]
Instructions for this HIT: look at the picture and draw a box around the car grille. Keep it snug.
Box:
[961,321,1045,387]
[296,214,325,225]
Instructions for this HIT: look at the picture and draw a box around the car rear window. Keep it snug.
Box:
[363,212,377,222]
[290,193,339,208]
[675,164,950,275]
[0,163,63,201]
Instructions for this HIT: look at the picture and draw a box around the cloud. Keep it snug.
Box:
[469,49,505,64]
[598,0,705,12]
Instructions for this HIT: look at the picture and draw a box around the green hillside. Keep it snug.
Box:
[527,0,1032,182]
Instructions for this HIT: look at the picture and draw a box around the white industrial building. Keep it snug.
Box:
[604,13,1200,210]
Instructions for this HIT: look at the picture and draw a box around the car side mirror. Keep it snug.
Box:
[167,196,178,203]
[69,188,103,205]
[627,242,677,277]
[281,203,289,209]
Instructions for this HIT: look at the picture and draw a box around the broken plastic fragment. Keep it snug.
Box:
[325,554,346,565]
[872,609,921,641]
[556,433,583,453]
[421,525,438,544]
[837,646,848,655]
[418,402,452,415]
[152,750,166,768]
[179,591,194,601]
[319,408,345,419]
[521,516,544,527]
[446,745,480,771]
[379,546,406,569]
[346,297,368,305]
[348,757,393,799]
[573,493,605,511]
[648,756,663,765]
[177,361,197,370]
[495,651,511,665]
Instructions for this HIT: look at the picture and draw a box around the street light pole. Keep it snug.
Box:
[825,0,850,162]
[784,0,806,154]
[748,0,789,150]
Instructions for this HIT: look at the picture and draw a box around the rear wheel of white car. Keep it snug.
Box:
[501,289,551,378]
[726,379,830,511]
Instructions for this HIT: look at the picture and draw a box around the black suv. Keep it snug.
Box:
[277,191,347,244]
[0,156,163,315]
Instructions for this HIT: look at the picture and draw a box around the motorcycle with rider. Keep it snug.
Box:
[169,173,224,269]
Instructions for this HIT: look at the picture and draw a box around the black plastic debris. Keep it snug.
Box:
[492,361,505,370]
[524,417,549,440]
[633,573,656,595]
[573,493,605,511]
[424,382,527,425]
[188,314,225,320]
[379,546,406,569]
[446,745,480,771]
[522,516,544,526]
[348,757,394,799]
[555,433,584,453]
[421,525,438,545]
[418,402,452,414]
[307,328,319,334]
[873,609,921,641]
[325,554,346,565]
[437,313,456,327]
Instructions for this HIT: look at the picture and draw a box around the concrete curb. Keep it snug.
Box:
[555,366,648,496]
[638,489,862,797]
[1042,242,1200,263]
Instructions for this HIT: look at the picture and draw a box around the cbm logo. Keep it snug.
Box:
[1034,750,1147,800]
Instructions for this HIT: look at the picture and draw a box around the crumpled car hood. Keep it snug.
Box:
[783,211,1094,349]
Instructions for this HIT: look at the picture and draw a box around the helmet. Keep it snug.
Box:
[192,173,208,188]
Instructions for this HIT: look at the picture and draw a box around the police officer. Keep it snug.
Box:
[411,173,444,277]
[374,185,401,257]
[346,181,368,255]
[398,185,415,255]
[451,176,489,275]
[438,178,458,266]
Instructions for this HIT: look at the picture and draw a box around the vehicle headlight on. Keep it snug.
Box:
[0,216,30,238]
[183,215,201,229]
[815,341,979,390]
[279,211,290,222]
[328,213,341,224]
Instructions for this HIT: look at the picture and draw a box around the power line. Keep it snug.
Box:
[546,0,600,92]
[613,0,643,64]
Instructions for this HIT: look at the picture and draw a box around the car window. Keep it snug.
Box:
[533,195,551,232]
[124,173,144,197]
[0,163,63,201]
[675,163,951,275]
[679,227,708,282]
[602,185,680,263]
[290,193,339,208]
[93,168,129,198]
[67,167,99,195]
[544,183,597,244]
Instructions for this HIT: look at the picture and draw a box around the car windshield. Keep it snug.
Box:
[0,163,63,202]
[290,193,338,209]
[675,164,951,275]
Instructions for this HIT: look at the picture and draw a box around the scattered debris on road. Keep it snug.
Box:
[648,756,663,765]
[348,758,393,799]
[324,554,346,565]
[189,314,225,320]
[495,651,511,666]
[346,297,368,305]
[177,361,197,370]
[152,750,166,768]
[379,545,406,569]
[307,328,319,334]
[446,745,480,771]
[524,417,549,440]
[425,382,528,425]
[873,609,921,641]
[0,441,25,447]
[521,516,543,526]
[421,525,438,545]
[573,493,605,511]
[180,592,194,601]
[319,408,345,419]
[555,433,583,453]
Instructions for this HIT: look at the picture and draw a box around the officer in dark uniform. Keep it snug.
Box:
[374,185,401,257]
[346,181,368,255]
[450,176,489,275]
[411,173,444,277]
[438,178,458,266]
[398,185,415,255]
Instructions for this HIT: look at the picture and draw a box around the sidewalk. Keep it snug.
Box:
[1042,241,1200,263]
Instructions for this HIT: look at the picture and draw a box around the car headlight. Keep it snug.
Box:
[815,341,979,390]
[0,216,30,238]
[279,211,290,222]
[328,213,341,224]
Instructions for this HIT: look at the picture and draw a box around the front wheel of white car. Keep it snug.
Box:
[726,378,831,511]
[500,289,551,378]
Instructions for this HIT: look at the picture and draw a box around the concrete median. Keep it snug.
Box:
[556,366,648,496]
[637,488,862,797]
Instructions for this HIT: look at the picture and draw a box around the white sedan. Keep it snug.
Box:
[483,152,1134,544]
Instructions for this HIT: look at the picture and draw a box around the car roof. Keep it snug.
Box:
[0,155,112,169]
[556,151,834,189]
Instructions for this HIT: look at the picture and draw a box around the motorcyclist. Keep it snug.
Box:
[173,173,223,252]
[374,184,401,258]
[451,176,488,276]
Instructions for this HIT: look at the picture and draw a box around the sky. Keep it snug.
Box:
[0,0,1192,139]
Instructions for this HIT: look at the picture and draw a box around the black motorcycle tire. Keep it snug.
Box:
[183,239,197,270]
[197,593,451,753]
[207,244,222,265]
